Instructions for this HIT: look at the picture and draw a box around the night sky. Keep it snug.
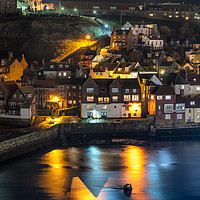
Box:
[43,0,200,9]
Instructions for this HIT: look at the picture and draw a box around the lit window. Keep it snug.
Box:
[158,105,161,110]
[165,95,171,100]
[19,95,23,98]
[68,100,72,104]
[165,114,171,119]
[133,89,136,93]
[72,86,76,89]
[50,64,54,69]
[101,112,107,117]
[196,87,200,91]
[112,88,119,93]
[87,96,94,102]
[87,105,93,110]
[98,97,103,103]
[151,96,154,100]
[104,97,109,103]
[93,6,100,9]
[27,94,32,98]
[157,96,162,100]
[132,95,139,101]
[65,65,69,68]
[112,96,118,102]
[124,95,131,101]
[110,6,117,9]
[58,72,62,76]
[164,104,173,113]
[125,89,129,93]
[13,94,16,98]
[101,105,107,110]
[59,64,63,68]
[190,101,195,105]
[87,88,94,93]
[177,114,182,119]
[176,104,185,112]
[63,72,67,76]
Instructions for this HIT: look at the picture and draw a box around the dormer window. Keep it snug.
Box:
[27,94,32,98]
[50,64,54,69]
[59,64,63,68]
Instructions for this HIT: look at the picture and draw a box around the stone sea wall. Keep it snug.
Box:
[0,125,58,162]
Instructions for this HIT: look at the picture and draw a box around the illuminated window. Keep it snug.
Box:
[125,89,129,93]
[112,88,119,93]
[59,64,63,68]
[124,95,131,101]
[118,68,122,72]
[104,97,109,103]
[157,96,162,100]
[87,88,94,93]
[87,105,93,110]
[101,105,107,110]
[158,105,161,110]
[63,72,67,76]
[50,64,54,69]
[72,86,76,89]
[112,96,118,102]
[196,87,200,90]
[177,114,182,119]
[101,112,107,117]
[190,101,195,105]
[110,6,117,10]
[164,104,173,113]
[165,95,171,100]
[87,112,93,118]
[93,6,100,9]
[132,95,139,101]
[13,94,16,98]
[59,72,62,76]
[133,89,136,93]
[165,114,171,119]
[87,96,94,102]
[151,96,154,100]
[98,97,103,103]
[65,65,69,68]
[129,7,135,10]
[27,94,32,98]
[176,104,185,111]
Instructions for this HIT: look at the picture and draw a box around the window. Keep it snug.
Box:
[63,72,67,76]
[98,97,103,104]
[190,101,195,105]
[12,110,16,115]
[133,89,136,93]
[110,6,117,9]
[59,64,63,68]
[165,114,171,119]
[198,115,200,120]
[112,96,118,102]
[151,96,154,100]
[101,112,107,118]
[73,100,76,105]
[125,107,129,111]
[87,112,93,118]
[93,6,100,9]
[112,88,119,93]
[87,88,94,93]
[197,108,200,113]
[50,64,54,69]
[11,102,16,108]
[124,95,131,101]
[125,67,129,72]
[87,96,94,102]
[177,114,182,119]
[176,104,185,112]
[27,94,32,98]
[19,95,23,98]
[196,87,200,91]
[158,105,161,110]
[189,109,191,113]
[129,7,135,10]
[164,104,173,113]
[101,105,107,110]
[0,92,2,97]
[59,93,64,97]
[68,100,72,104]
[65,65,69,68]
[165,95,171,100]
[104,97,109,103]
[132,95,139,101]
[157,96,162,100]
[59,86,64,90]
[125,89,129,93]
[13,94,16,98]
[118,68,122,72]
[72,86,76,89]
[0,101,3,106]
[87,105,93,110]
[58,72,62,76]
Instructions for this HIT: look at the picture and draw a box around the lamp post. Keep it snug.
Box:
[86,35,91,47]
[104,24,108,35]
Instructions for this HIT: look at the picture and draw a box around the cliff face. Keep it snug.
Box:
[0,15,103,62]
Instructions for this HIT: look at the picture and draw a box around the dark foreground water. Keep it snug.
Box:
[1,140,200,200]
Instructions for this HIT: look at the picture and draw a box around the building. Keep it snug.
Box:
[0,0,17,14]
[110,29,137,52]
[57,78,86,108]
[0,52,28,82]
[81,76,148,118]
[142,36,163,50]
[0,81,36,125]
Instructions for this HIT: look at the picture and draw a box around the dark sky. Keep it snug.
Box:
[43,0,200,9]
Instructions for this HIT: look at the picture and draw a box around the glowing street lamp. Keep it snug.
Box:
[74,8,77,11]
[86,35,90,40]
[61,7,64,10]
[104,24,108,28]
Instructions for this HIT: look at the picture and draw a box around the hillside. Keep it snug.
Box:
[0,15,103,62]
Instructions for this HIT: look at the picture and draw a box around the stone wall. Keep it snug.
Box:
[0,125,58,163]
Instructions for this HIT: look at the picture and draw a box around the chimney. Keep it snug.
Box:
[8,51,13,60]
[22,54,25,59]
[180,89,184,97]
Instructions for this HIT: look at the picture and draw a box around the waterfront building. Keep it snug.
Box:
[0,81,36,124]
[81,76,148,118]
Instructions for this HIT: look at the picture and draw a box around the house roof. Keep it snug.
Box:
[160,61,174,66]
[34,80,56,88]
[113,62,138,74]
[185,96,200,108]
[187,73,200,85]
[57,78,86,85]
[0,81,18,99]
[152,85,175,95]
[165,73,189,85]
[19,86,35,100]
[111,29,131,36]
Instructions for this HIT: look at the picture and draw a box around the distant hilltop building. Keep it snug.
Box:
[60,1,139,16]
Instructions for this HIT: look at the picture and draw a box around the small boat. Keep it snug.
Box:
[123,184,132,192]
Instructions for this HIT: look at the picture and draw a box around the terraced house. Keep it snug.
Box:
[81,76,148,118]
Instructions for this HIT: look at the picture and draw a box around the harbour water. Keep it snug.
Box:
[1,139,200,200]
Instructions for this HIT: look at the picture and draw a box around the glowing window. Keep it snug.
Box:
[87,96,94,102]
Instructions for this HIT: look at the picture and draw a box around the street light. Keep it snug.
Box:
[93,10,96,14]
[86,35,90,47]
[104,24,109,35]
